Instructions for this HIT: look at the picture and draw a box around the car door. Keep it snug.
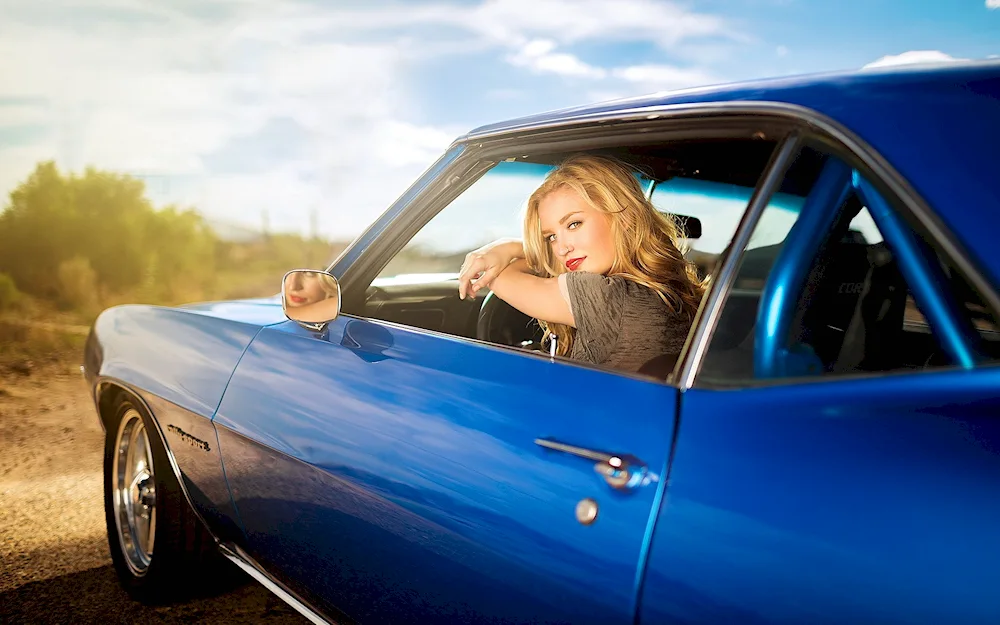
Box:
[209,149,691,624]
[213,317,677,625]
[639,142,1000,624]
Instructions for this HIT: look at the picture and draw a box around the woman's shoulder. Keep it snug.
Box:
[561,272,684,328]
[564,271,667,302]
[562,271,631,294]
[560,271,630,310]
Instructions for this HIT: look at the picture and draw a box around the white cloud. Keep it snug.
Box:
[374,121,457,169]
[292,0,735,78]
[612,64,719,91]
[0,101,51,128]
[987,0,1000,9]
[320,0,735,50]
[506,40,607,79]
[0,0,459,240]
[0,0,731,240]
[508,39,716,91]
[464,0,732,47]
[776,45,789,57]
[862,50,967,69]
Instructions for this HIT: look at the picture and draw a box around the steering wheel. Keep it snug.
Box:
[476,291,544,348]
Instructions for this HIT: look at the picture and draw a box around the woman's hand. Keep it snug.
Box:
[458,239,524,300]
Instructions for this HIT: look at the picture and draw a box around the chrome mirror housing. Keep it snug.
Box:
[281,269,341,331]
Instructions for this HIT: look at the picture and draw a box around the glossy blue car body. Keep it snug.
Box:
[85,62,1000,624]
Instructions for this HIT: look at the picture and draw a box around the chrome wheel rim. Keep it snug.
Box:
[112,408,156,576]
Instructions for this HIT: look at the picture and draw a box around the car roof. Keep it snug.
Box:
[465,61,1000,137]
[464,61,1000,292]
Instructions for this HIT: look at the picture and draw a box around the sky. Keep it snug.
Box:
[0,0,997,243]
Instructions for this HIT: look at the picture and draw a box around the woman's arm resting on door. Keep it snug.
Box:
[487,260,575,327]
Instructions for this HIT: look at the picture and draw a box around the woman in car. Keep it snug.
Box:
[458,155,705,373]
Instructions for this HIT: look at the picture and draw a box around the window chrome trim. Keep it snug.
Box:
[461,101,798,142]
[675,133,802,390]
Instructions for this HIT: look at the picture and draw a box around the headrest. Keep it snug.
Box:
[660,213,702,239]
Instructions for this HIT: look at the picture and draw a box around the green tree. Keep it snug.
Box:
[144,205,218,301]
[0,161,219,305]
[0,161,75,299]
[0,160,351,309]
[69,166,156,292]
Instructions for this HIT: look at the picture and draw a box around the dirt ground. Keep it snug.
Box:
[0,356,307,623]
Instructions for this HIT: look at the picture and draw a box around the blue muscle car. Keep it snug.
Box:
[85,61,1000,624]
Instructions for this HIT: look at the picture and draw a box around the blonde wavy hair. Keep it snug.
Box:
[317,272,339,298]
[523,154,706,356]
[292,271,339,299]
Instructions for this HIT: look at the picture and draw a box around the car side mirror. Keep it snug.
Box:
[281,269,341,330]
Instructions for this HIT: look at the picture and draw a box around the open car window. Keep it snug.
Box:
[650,178,760,278]
[375,161,554,280]
[652,176,885,284]
[349,135,785,380]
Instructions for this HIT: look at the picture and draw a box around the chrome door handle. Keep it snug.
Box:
[534,438,649,491]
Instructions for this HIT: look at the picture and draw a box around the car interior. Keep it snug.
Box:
[701,159,1000,382]
[360,138,999,381]
[359,138,776,373]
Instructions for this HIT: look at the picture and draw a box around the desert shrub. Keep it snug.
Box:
[0,272,20,310]
[57,256,98,312]
[0,319,87,371]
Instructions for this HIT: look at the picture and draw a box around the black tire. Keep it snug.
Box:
[102,393,228,603]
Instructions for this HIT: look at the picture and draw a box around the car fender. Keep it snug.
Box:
[84,304,270,543]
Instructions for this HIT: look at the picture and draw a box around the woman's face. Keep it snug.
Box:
[284,271,328,307]
[538,186,615,275]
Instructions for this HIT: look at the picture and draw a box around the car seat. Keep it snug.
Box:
[830,242,908,373]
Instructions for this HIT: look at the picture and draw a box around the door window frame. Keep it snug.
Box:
[328,112,798,385]
[321,102,1000,389]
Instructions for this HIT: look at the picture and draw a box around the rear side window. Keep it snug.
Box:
[698,144,999,385]
[651,172,828,281]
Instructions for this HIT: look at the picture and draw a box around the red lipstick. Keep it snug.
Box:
[566,257,585,271]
